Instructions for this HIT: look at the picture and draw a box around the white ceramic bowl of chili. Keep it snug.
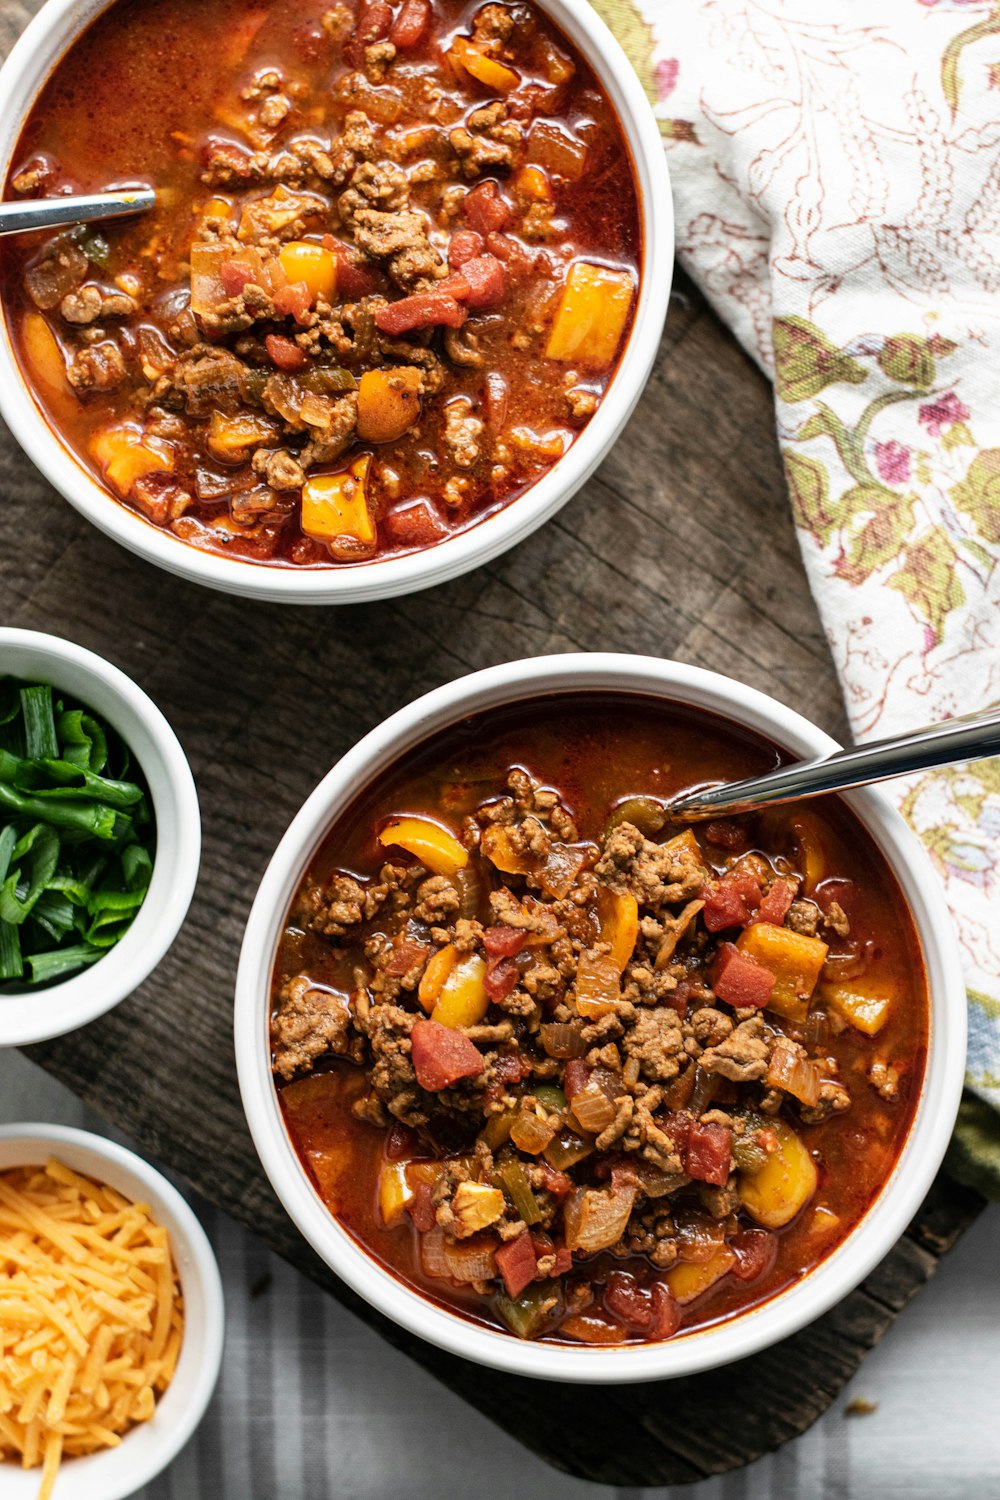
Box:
[0,0,673,605]
[234,653,967,1383]
[0,628,201,1045]
[0,1122,225,1500]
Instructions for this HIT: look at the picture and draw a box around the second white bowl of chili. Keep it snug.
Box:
[0,0,672,603]
[235,653,966,1382]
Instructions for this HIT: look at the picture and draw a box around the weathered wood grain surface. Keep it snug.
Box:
[0,0,984,1474]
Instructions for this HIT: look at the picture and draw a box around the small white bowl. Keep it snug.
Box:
[0,1122,224,1500]
[235,653,967,1383]
[0,628,200,1045]
[0,0,673,605]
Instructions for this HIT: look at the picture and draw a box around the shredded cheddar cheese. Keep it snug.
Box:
[0,1157,184,1500]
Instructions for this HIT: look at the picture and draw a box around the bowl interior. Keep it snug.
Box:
[0,1124,223,1500]
[236,654,966,1383]
[0,0,673,604]
[0,630,200,1044]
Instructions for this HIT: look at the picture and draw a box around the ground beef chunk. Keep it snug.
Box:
[359,1002,419,1105]
[59,285,136,325]
[625,1207,679,1268]
[272,975,354,1080]
[786,899,821,937]
[473,3,516,43]
[699,1016,770,1082]
[449,102,522,179]
[176,350,248,417]
[299,391,359,467]
[443,398,483,469]
[822,900,851,938]
[595,823,707,910]
[566,388,598,423]
[622,1007,686,1082]
[800,1078,852,1123]
[350,207,442,288]
[689,1007,733,1048]
[697,1176,740,1219]
[867,1060,899,1102]
[24,240,88,310]
[299,872,388,936]
[413,875,461,924]
[66,341,126,392]
[253,447,306,490]
[340,158,410,219]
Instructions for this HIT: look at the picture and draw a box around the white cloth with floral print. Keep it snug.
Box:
[595,0,1000,1123]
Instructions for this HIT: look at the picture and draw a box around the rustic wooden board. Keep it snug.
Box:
[1,268,984,1483]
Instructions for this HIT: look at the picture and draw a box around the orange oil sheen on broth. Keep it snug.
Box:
[1,0,642,566]
[271,695,928,1346]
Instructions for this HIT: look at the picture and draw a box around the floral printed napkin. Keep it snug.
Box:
[595,0,1000,1192]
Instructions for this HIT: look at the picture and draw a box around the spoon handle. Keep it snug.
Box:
[0,189,156,237]
[666,704,1000,820]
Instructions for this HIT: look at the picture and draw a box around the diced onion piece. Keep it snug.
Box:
[278,240,337,303]
[765,1039,822,1107]
[90,423,173,496]
[563,1182,636,1254]
[189,242,227,315]
[665,1244,736,1304]
[430,952,488,1029]
[357,366,422,442]
[509,1108,557,1155]
[300,455,375,550]
[207,410,277,462]
[378,1159,414,1226]
[575,951,621,1017]
[569,1082,617,1135]
[822,980,892,1036]
[736,922,828,1022]
[528,120,588,180]
[451,1181,505,1234]
[448,36,520,92]
[545,262,634,370]
[378,815,468,877]
[543,1128,594,1171]
[538,1022,587,1059]
[738,1117,818,1228]
[419,944,458,1011]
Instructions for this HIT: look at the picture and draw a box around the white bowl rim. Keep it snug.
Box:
[234,652,967,1383]
[0,0,674,605]
[0,626,201,1045]
[0,1121,224,1500]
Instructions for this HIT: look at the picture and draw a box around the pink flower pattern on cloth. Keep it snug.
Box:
[592,0,1000,1128]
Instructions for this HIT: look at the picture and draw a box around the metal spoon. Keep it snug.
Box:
[0,189,156,237]
[665,704,1000,820]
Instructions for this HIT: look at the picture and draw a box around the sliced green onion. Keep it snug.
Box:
[20,685,58,760]
[56,709,108,773]
[26,945,104,985]
[0,919,23,980]
[0,825,59,925]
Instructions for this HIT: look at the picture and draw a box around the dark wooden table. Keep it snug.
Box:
[2,267,984,1483]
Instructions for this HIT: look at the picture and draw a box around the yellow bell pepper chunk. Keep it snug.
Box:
[515,165,551,201]
[448,37,520,93]
[90,424,174,497]
[207,410,278,462]
[300,456,374,549]
[377,1159,414,1227]
[666,1245,736,1305]
[597,889,639,974]
[22,312,67,401]
[736,922,828,1023]
[431,953,488,1029]
[822,980,892,1037]
[419,944,458,1012]
[378,815,469,877]
[790,814,828,893]
[200,195,234,224]
[357,367,423,443]
[278,240,337,304]
[480,823,535,875]
[738,1117,818,1229]
[545,262,635,371]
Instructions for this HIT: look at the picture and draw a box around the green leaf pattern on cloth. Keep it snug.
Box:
[611,0,1000,1187]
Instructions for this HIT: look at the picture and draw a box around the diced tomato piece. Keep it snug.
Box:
[684,1122,733,1187]
[484,955,519,1001]
[463,179,509,235]
[385,937,431,976]
[662,1110,692,1155]
[345,0,392,61]
[711,943,775,1009]
[437,270,471,300]
[703,819,749,851]
[552,1245,573,1274]
[492,1050,533,1086]
[390,0,430,46]
[496,1230,538,1298]
[322,236,375,300]
[665,978,694,1018]
[562,1059,591,1100]
[410,1019,483,1091]
[374,294,467,335]
[265,333,307,372]
[484,231,532,274]
[273,280,312,324]
[408,1181,436,1231]
[220,259,259,297]
[757,877,795,926]
[648,1281,682,1339]
[456,254,506,309]
[604,1271,653,1331]
[701,869,762,932]
[536,1162,573,1200]
[484,371,509,428]
[730,1228,778,1283]
[382,500,448,550]
[386,1121,418,1160]
[483,926,527,958]
[201,136,253,180]
[448,229,485,269]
